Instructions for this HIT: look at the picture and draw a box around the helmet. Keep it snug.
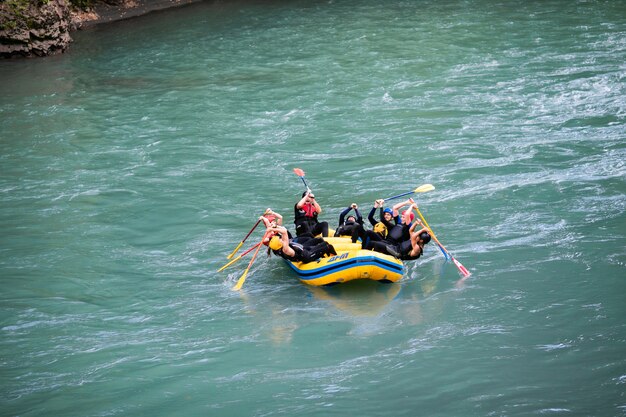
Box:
[269,236,283,251]
[383,208,393,215]
[419,231,431,244]
[402,210,415,222]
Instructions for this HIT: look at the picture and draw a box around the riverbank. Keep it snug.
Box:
[73,0,205,28]
[0,0,205,59]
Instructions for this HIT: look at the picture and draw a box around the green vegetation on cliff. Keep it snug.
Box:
[1,0,73,57]
[1,0,91,31]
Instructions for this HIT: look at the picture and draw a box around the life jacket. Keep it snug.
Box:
[294,203,318,226]
[301,203,317,218]
[373,222,387,238]
[387,224,405,243]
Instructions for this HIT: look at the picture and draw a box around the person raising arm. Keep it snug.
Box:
[294,190,329,237]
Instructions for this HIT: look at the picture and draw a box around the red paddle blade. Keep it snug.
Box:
[453,257,471,277]
[293,168,305,177]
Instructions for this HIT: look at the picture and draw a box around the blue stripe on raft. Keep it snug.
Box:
[284,255,403,280]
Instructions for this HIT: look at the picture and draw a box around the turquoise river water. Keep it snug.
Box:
[1,0,625,416]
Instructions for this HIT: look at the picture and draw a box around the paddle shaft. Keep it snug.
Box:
[384,190,415,201]
[414,207,470,277]
[383,184,434,202]
[414,207,445,255]
[226,208,271,259]
[219,242,262,272]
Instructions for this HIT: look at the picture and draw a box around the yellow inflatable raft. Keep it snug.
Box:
[283,237,404,286]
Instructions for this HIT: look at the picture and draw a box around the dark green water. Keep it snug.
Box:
[1,1,625,416]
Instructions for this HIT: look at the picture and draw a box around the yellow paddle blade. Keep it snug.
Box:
[226,241,244,259]
[414,184,435,193]
[231,243,262,291]
[232,270,249,291]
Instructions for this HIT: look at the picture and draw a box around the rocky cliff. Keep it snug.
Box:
[0,0,73,59]
[0,0,204,59]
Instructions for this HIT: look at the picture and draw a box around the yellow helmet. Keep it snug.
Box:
[269,236,283,251]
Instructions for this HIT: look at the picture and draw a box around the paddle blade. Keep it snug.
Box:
[293,168,305,177]
[231,243,262,291]
[414,184,435,193]
[452,257,471,278]
[226,241,244,260]
[232,270,248,291]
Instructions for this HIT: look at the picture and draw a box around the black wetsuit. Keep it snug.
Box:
[294,203,329,237]
[367,207,381,228]
[273,235,335,263]
[334,206,363,237]
[399,243,423,261]
[350,216,410,258]
[366,206,391,239]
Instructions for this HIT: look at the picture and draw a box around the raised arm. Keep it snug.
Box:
[270,226,295,257]
[392,199,413,218]
[338,206,351,225]
[311,193,322,215]
[296,194,309,209]
[269,209,283,226]
[368,199,383,226]
[354,208,363,224]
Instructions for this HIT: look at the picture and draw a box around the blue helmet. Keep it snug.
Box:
[383,208,393,215]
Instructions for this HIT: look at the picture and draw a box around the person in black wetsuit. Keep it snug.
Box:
[368,199,394,239]
[384,199,432,260]
[294,190,329,237]
[334,203,363,237]
[349,199,398,253]
[353,199,429,259]
[402,222,432,260]
[267,226,336,263]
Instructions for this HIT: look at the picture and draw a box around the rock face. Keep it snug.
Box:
[0,0,72,59]
[0,0,205,59]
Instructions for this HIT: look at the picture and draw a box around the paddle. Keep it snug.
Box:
[383,184,435,202]
[414,207,471,278]
[226,209,270,259]
[232,242,263,291]
[293,167,311,191]
[218,242,262,272]
[412,205,449,260]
